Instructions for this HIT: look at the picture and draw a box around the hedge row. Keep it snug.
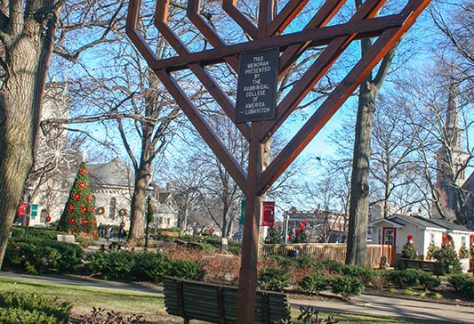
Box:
[4,237,83,275]
[4,237,204,282]
[88,251,205,282]
[384,269,441,290]
[0,292,71,324]
[258,268,365,298]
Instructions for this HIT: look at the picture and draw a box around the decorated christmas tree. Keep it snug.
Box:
[57,161,98,238]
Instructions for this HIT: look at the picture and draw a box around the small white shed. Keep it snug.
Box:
[369,215,473,271]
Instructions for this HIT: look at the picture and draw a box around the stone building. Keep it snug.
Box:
[25,85,178,229]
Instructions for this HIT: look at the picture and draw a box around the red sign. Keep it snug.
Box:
[262,201,275,226]
[17,202,27,217]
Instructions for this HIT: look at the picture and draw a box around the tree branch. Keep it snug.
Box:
[7,0,23,36]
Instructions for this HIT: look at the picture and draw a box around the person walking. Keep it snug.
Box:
[118,221,125,241]
[108,225,114,240]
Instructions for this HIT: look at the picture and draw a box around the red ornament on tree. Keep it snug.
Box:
[71,193,82,202]
[67,204,75,213]
[57,162,98,239]
[77,181,86,190]
[407,234,413,241]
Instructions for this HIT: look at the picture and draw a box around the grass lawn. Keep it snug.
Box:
[0,277,450,323]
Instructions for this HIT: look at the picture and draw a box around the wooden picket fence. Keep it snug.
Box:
[259,243,393,269]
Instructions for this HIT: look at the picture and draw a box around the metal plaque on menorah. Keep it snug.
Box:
[126,0,430,322]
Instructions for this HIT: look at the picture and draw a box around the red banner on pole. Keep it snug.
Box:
[262,201,275,226]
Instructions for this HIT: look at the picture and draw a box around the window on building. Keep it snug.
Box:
[92,195,96,207]
[430,233,435,243]
[167,218,171,226]
[462,236,467,246]
[109,198,116,220]
[159,217,163,225]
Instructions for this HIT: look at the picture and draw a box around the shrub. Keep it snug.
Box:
[0,292,71,323]
[299,274,328,295]
[132,252,170,281]
[294,256,322,271]
[228,245,241,255]
[448,274,474,299]
[448,274,471,293]
[426,242,438,260]
[10,227,63,241]
[342,265,377,286]
[321,260,345,274]
[434,236,462,273]
[4,237,83,274]
[459,244,470,259]
[401,242,418,260]
[385,269,440,290]
[417,271,441,290]
[88,251,205,282]
[258,268,290,292]
[168,259,205,281]
[330,276,364,298]
[267,254,295,269]
[0,308,61,324]
[264,226,283,244]
[385,270,418,288]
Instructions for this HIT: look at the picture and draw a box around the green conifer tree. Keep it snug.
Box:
[57,162,98,238]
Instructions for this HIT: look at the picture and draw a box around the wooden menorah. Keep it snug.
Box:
[126,0,430,322]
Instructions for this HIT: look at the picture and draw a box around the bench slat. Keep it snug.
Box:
[163,276,290,324]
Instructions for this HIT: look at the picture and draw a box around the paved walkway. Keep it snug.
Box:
[1,271,473,323]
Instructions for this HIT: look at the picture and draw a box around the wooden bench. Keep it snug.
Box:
[163,276,291,324]
[398,258,445,276]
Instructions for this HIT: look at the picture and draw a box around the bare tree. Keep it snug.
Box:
[346,0,402,266]
[0,0,125,267]
[398,65,474,223]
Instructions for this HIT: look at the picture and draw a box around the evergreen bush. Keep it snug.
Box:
[168,259,205,281]
[4,237,83,274]
[264,226,283,244]
[342,265,377,286]
[321,260,345,274]
[448,274,474,299]
[0,292,71,324]
[417,271,441,290]
[434,235,462,273]
[385,269,419,288]
[401,242,418,260]
[299,274,328,295]
[132,252,170,281]
[448,274,471,293]
[330,276,364,298]
[258,268,290,292]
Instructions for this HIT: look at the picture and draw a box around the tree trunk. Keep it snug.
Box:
[346,81,377,266]
[128,160,152,246]
[180,194,189,235]
[383,154,391,218]
[0,2,59,268]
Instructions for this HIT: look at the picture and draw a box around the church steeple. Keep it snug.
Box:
[445,72,462,150]
[433,71,469,221]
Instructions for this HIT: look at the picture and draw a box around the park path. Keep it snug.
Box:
[1,271,473,323]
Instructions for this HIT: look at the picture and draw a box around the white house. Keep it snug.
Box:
[369,215,473,271]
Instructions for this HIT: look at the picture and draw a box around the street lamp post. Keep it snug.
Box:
[24,185,34,237]
[145,185,154,250]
